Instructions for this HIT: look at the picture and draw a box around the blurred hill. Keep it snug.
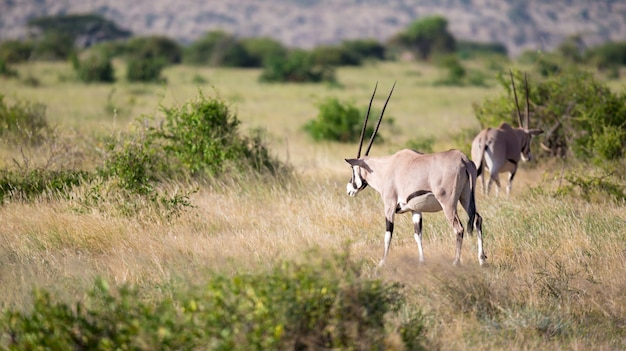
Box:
[1,0,625,57]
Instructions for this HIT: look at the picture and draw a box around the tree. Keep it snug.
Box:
[183,31,254,67]
[390,16,455,60]
[27,14,131,49]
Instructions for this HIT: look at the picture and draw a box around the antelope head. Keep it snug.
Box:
[345,82,396,197]
[510,71,543,162]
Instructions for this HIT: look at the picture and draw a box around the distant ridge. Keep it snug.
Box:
[1,0,625,57]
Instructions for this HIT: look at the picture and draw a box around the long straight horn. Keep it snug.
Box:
[510,70,523,128]
[524,72,530,129]
[365,81,396,156]
[357,82,378,158]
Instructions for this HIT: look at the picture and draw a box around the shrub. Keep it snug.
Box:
[151,91,284,177]
[456,40,508,59]
[585,41,626,70]
[99,136,159,194]
[126,56,167,83]
[311,45,361,66]
[432,55,488,87]
[304,97,387,143]
[341,39,387,61]
[0,58,18,77]
[183,30,255,67]
[259,49,336,83]
[0,169,89,202]
[240,37,287,67]
[0,94,49,145]
[72,50,115,83]
[30,32,76,61]
[0,39,34,63]
[126,35,183,64]
[553,165,625,204]
[434,54,466,85]
[1,256,426,350]
[94,90,286,213]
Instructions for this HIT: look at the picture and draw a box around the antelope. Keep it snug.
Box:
[345,82,486,267]
[471,71,543,197]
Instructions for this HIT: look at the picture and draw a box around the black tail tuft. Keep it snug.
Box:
[466,169,476,235]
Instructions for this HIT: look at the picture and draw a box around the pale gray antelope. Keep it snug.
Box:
[471,72,543,197]
[345,82,486,267]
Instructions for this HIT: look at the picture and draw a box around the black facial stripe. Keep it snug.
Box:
[351,168,367,190]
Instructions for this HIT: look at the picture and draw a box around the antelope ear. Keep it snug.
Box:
[346,159,372,172]
[345,158,360,166]
[529,129,543,135]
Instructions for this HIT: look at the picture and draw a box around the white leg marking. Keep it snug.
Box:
[379,231,392,267]
[412,213,424,263]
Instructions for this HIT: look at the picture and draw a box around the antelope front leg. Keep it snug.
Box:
[506,171,516,197]
[379,217,394,267]
[412,212,425,263]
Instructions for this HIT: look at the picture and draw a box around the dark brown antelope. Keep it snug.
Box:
[471,71,543,197]
[345,82,486,267]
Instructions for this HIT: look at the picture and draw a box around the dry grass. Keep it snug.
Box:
[1,60,625,349]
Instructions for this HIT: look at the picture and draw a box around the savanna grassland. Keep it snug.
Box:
[1,59,626,350]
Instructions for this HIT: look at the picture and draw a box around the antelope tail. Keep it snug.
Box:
[466,167,477,236]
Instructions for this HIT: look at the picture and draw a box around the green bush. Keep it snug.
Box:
[434,54,466,85]
[1,257,426,350]
[0,58,18,77]
[126,56,167,83]
[311,45,361,66]
[341,39,386,61]
[72,51,115,83]
[304,97,388,143]
[585,41,626,70]
[554,167,625,204]
[473,68,626,162]
[0,94,49,145]
[30,32,76,61]
[240,37,288,67]
[0,169,89,202]
[184,30,255,67]
[456,40,508,59]
[259,49,336,83]
[0,39,34,63]
[99,136,159,194]
[151,91,284,176]
[126,35,183,64]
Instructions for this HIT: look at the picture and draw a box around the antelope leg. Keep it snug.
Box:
[412,212,424,263]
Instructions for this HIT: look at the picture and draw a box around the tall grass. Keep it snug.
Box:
[0,60,625,349]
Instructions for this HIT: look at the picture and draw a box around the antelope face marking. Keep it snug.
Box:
[346,165,366,197]
[520,129,543,162]
[520,134,532,162]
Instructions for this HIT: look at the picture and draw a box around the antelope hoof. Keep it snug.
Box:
[479,254,488,266]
